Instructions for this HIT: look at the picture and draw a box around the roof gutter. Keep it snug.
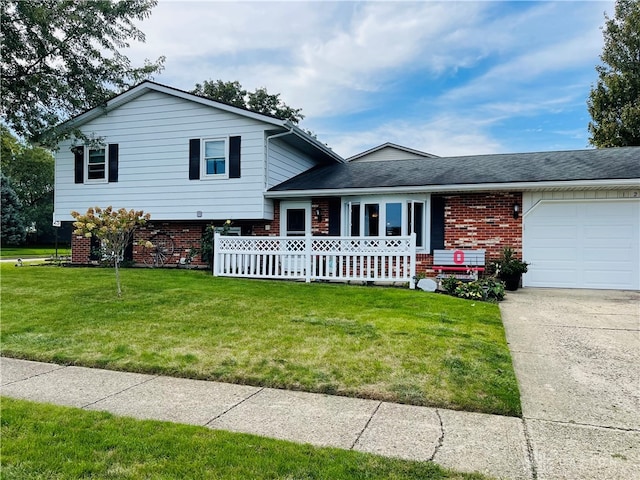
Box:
[265,178,640,198]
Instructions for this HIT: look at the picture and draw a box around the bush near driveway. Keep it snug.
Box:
[0,264,521,416]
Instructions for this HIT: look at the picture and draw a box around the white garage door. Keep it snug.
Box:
[523,199,640,290]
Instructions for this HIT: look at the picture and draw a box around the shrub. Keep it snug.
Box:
[441,276,506,302]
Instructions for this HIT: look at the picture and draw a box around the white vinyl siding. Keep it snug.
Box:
[267,137,315,188]
[349,146,430,162]
[55,91,270,221]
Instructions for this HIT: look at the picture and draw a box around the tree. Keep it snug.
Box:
[1,0,164,145]
[192,80,304,124]
[71,207,150,297]
[1,173,26,246]
[1,126,55,242]
[588,0,640,147]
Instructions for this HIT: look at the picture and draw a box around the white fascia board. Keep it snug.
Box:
[265,178,640,198]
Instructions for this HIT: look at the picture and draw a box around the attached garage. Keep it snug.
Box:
[523,197,640,290]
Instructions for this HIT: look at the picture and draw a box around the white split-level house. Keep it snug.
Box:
[54,81,640,290]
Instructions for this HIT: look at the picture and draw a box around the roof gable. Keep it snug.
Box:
[347,142,438,162]
[58,81,289,132]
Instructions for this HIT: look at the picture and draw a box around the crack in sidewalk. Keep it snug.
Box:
[204,387,265,427]
[81,374,159,409]
[1,364,67,387]
[522,418,538,480]
[525,415,640,433]
[429,409,445,462]
[350,401,382,450]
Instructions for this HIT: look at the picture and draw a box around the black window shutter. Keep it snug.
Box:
[328,198,341,235]
[229,136,241,178]
[430,196,445,252]
[108,144,119,182]
[189,139,200,180]
[74,146,84,184]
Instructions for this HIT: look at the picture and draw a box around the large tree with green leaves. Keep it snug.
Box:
[1,173,26,246]
[1,126,55,242]
[587,0,640,147]
[192,80,304,124]
[1,0,164,145]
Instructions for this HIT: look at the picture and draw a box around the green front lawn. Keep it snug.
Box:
[0,244,71,258]
[0,264,521,416]
[0,398,489,480]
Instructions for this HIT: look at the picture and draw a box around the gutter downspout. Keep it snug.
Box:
[265,125,295,190]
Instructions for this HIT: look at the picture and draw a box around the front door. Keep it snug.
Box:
[280,201,311,237]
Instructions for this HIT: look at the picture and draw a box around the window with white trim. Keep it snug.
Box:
[87,148,106,181]
[345,196,428,249]
[202,139,228,178]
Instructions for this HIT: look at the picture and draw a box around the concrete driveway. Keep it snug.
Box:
[500,288,639,479]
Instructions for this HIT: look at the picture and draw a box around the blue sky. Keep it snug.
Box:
[124,0,615,158]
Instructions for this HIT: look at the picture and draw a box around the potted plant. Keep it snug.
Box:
[493,247,529,291]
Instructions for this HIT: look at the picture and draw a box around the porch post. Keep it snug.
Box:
[213,232,220,276]
[305,235,312,283]
[409,232,416,289]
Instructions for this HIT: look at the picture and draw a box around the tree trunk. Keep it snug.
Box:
[115,260,122,297]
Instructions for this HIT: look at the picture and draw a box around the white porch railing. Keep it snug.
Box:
[213,233,417,289]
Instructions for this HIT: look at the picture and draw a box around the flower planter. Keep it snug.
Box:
[501,274,521,291]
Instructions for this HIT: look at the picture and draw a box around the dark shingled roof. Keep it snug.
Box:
[269,147,640,192]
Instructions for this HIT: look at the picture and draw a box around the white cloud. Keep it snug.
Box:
[322,114,504,159]
[120,1,615,155]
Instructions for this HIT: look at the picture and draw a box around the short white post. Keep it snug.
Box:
[409,232,417,289]
[213,232,220,276]
[305,235,312,283]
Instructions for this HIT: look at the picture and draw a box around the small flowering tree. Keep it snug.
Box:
[71,206,151,297]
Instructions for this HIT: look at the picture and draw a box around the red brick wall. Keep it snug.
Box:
[134,222,207,266]
[443,192,522,259]
[253,200,280,236]
[71,193,523,272]
[71,235,92,264]
[415,192,523,277]
[311,198,330,234]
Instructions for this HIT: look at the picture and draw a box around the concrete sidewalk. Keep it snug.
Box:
[2,357,531,479]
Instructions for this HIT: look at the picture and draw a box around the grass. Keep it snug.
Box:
[0,264,521,416]
[0,244,71,258]
[0,398,489,480]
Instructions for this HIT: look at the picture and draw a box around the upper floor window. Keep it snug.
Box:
[87,148,106,181]
[203,139,227,178]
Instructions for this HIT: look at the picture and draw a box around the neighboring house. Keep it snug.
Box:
[54,81,640,290]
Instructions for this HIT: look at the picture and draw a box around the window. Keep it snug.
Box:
[408,201,424,247]
[385,203,402,236]
[345,196,429,249]
[364,204,379,236]
[87,148,106,181]
[286,209,306,236]
[203,139,227,177]
[350,203,360,236]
